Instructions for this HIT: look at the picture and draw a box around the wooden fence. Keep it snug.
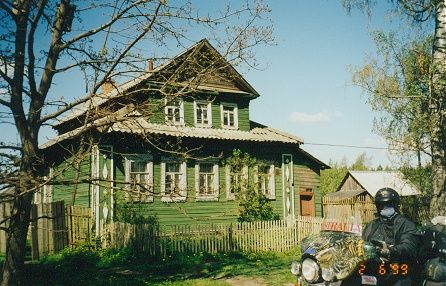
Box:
[29,201,67,260]
[103,216,324,256]
[0,201,92,260]
[323,194,431,225]
[0,197,432,260]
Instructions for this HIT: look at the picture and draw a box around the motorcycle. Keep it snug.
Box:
[290,212,446,286]
[419,216,446,286]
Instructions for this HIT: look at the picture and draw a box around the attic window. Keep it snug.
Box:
[221,103,238,129]
[165,97,184,125]
[194,100,212,127]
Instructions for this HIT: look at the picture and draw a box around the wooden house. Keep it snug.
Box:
[323,170,421,223]
[40,39,329,234]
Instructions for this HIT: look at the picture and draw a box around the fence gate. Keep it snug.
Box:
[66,204,92,246]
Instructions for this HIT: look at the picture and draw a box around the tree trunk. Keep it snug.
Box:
[1,191,33,286]
[430,0,446,217]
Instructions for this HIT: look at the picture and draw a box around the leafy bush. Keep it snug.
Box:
[224,149,280,222]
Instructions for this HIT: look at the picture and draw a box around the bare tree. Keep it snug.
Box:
[0,1,273,284]
[342,0,446,217]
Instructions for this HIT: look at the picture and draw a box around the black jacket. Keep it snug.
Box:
[362,213,420,261]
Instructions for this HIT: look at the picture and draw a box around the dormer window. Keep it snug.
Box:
[165,97,184,124]
[194,100,212,127]
[221,103,238,129]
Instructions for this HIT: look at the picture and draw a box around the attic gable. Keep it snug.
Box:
[148,39,259,96]
[54,39,258,129]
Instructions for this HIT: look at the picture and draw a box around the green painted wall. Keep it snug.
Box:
[52,153,91,207]
[49,137,325,227]
[143,94,250,131]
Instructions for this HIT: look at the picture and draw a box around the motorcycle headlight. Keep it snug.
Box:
[302,258,320,282]
[290,261,302,275]
[321,266,335,281]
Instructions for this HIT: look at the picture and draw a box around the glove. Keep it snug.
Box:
[376,246,391,258]
[376,245,396,260]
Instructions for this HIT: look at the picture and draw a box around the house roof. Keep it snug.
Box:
[54,39,259,127]
[40,118,303,149]
[324,189,366,199]
[334,170,421,198]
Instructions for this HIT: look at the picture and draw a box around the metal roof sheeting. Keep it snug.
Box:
[40,118,303,149]
[109,118,304,144]
[324,189,366,199]
[346,171,420,197]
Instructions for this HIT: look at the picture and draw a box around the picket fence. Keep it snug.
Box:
[1,200,324,259]
[102,216,324,256]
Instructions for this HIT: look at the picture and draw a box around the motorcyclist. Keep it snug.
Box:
[342,187,420,286]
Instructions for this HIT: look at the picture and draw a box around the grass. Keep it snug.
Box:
[4,245,300,286]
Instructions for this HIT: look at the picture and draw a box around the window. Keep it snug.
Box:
[195,160,219,201]
[35,169,54,204]
[194,100,212,126]
[221,103,238,129]
[161,158,187,202]
[225,165,248,201]
[165,97,184,124]
[125,155,153,203]
[255,162,275,200]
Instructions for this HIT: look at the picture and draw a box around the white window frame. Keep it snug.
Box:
[165,97,184,125]
[194,100,212,127]
[225,165,248,201]
[254,161,276,200]
[195,159,219,201]
[161,157,187,202]
[125,154,154,203]
[35,169,54,204]
[220,102,238,129]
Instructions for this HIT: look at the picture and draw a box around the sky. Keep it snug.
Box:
[1,0,414,169]
[242,1,406,168]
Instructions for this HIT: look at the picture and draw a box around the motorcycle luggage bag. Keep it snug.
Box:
[425,257,446,282]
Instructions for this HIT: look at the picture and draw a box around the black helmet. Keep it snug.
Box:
[375,187,400,210]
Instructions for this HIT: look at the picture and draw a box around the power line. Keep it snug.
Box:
[304,142,389,150]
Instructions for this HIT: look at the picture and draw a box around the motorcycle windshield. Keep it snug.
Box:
[321,207,363,234]
[300,206,368,281]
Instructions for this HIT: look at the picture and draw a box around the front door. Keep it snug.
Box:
[299,187,315,216]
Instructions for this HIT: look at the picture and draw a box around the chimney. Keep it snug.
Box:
[101,79,116,94]
[148,60,153,71]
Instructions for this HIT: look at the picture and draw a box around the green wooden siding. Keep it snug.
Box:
[148,97,165,124]
[184,100,195,127]
[237,100,250,132]
[52,153,91,207]
[50,141,323,227]
[211,102,221,128]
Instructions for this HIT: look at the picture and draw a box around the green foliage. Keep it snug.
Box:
[350,29,434,165]
[21,246,297,285]
[224,149,280,222]
[400,163,433,196]
[113,189,158,225]
[237,192,280,222]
